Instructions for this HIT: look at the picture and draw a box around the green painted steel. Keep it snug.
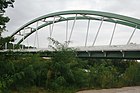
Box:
[10,10,140,44]
[77,50,140,59]
[1,50,140,59]
[17,16,140,45]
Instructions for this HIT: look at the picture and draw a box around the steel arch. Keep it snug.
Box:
[10,10,140,45]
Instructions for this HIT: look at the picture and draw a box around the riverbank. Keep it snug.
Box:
[77,86,140,93]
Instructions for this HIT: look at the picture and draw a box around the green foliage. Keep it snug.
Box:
[0,38,140,92]
[0,0,14,12]
[123,63,140,86]
[0,0,15,49]
[89,63,116,88]
[72,68,89,88]
[0,0,14,35]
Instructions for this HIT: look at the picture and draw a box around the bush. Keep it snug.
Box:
[123,63,140,86]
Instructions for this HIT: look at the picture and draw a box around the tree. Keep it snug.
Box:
[0,0,14,36]
[46,38,76,89]
[0,0,14,49]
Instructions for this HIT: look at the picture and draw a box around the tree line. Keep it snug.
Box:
[0,38,140,93]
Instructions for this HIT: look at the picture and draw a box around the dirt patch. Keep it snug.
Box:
[77,86,140,93]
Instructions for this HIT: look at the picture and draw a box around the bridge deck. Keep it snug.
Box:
[1,44,140,59]
[77,44,140,51]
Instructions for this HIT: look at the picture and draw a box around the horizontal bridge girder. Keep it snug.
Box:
[1,50,140,59]
[76,51,140,59]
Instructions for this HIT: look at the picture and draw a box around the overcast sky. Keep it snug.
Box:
[4,0,140,47]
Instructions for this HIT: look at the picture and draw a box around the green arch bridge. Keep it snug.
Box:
[1,10,140,59]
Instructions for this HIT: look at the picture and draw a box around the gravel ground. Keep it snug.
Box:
[77,86,140,93]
